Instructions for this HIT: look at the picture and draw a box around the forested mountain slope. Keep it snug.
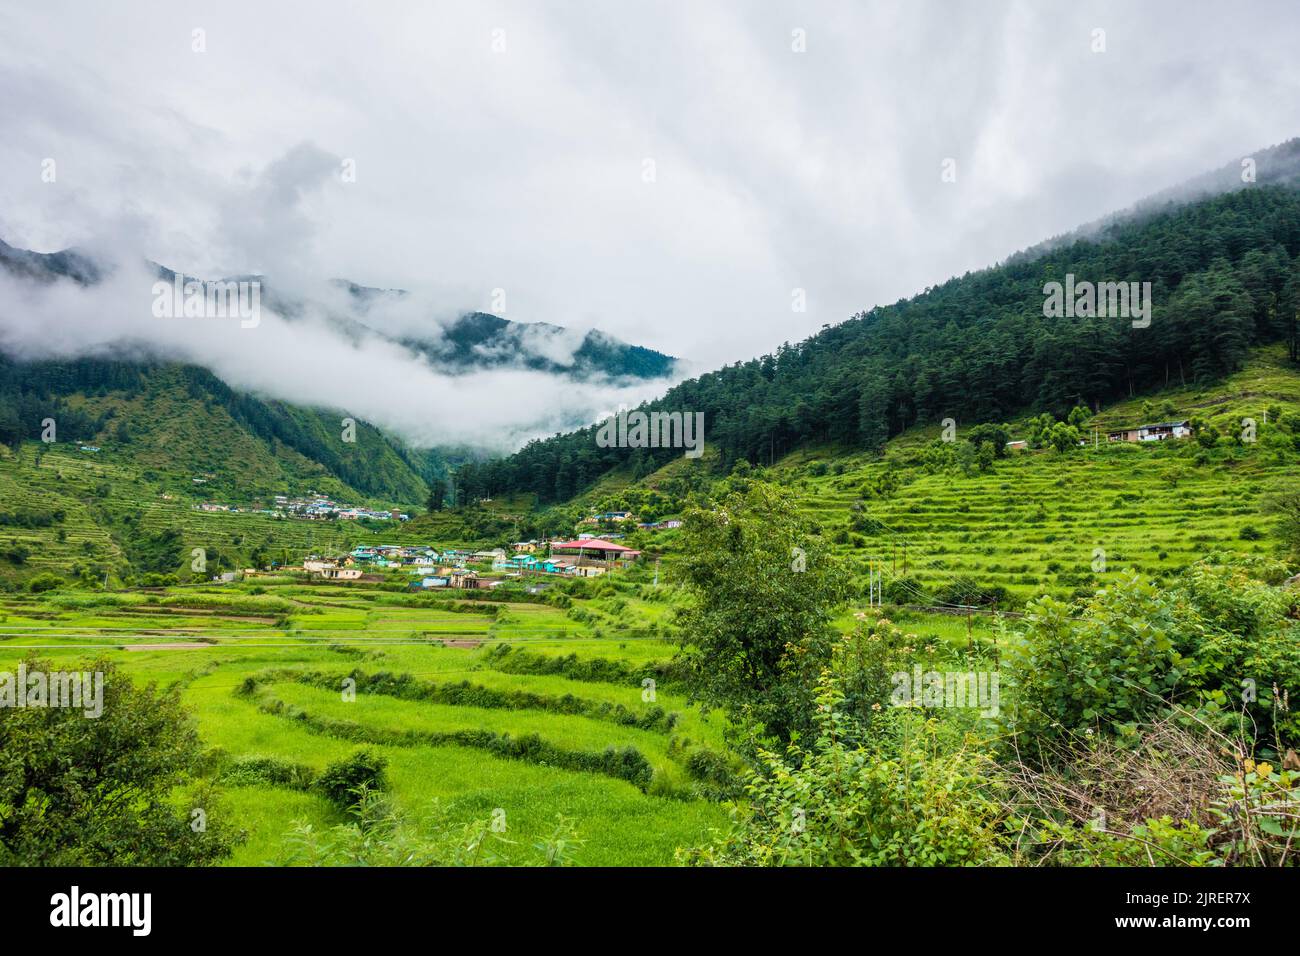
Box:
[464,184,1300,503]
[0,357,438,504]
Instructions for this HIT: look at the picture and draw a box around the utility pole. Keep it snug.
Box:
[867,557,883,607]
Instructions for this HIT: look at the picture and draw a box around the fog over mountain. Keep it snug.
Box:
[0,236,680,451]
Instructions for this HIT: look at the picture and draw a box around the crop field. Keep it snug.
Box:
[2,351,1297,866]
[0,442,439,586]
[780,350,1300,606]
[0,578,738,865]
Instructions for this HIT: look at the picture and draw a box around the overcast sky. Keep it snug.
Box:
[2,0,1299,446]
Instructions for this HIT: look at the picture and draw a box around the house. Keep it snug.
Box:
[511,541,538,553]
[548,538,641,564]
[317,567,363,581]
[580,511,637,526]
[1138,421,1192,441]
[1106,420,1192,443]
[1005,440,1028,452]
[418,576,449,589]
[449,568,480,589]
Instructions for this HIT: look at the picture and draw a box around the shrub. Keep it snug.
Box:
[26,572,65,593]
[313,749,389,814]
[681,669,1008,866]
[1003,572,1181,742]
[220,755,316,790]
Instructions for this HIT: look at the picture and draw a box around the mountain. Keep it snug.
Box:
[0,237,680,505]
[0,239,678,384]
[0,237,103,285]
[0,356,439,506]
[1011,136,1300,265]
[462,170,1300,504]
[419,311,677,380]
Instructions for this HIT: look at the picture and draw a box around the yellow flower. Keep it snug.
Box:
[1255,762,1274,778]
[1244,758,1256,773]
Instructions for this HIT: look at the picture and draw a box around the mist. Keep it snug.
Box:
[0,248,676,452]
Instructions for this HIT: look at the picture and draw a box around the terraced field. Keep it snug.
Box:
[0,579,734,865]
[0,442,437,586]
[777,349,1300,606]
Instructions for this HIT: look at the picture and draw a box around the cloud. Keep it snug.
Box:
[0,248,673,452]
[2,0,1300,372]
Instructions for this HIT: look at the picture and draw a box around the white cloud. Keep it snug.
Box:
[1,0,1299,390]
[0,253,670,452]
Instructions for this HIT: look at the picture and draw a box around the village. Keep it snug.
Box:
[194,492,410,522]
[258,536,646,591]
[1004,418,1194,451]
[228,505,679,590]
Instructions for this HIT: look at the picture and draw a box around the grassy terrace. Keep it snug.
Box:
[776,350,1300,605]
[0,441,439,587]
[0,579,733,865]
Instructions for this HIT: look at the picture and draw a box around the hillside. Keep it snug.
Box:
[785,346,1300,608]
[0,356,439,503]
[0,238,679,385]
[464,183,1300,504]
[535,347,1300,613]
[408,311,678,381]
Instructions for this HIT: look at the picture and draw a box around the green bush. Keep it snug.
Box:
[26,572,65,593]
[682,670,1007,866]
[313,749,389,814]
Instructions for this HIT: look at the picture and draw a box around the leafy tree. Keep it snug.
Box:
[681,635,1008,866]
[0,655,237,865]
[1067,405,1092,427]
[1046,421,1080,452]
[672,482,853,745]
[426,478,446,513]
[965,422,1010,457]
[1263,485,1300,559]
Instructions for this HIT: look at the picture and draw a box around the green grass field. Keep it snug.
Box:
[774,348,1300,606]
[0,578,734,865]
[2,349,1297,865]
